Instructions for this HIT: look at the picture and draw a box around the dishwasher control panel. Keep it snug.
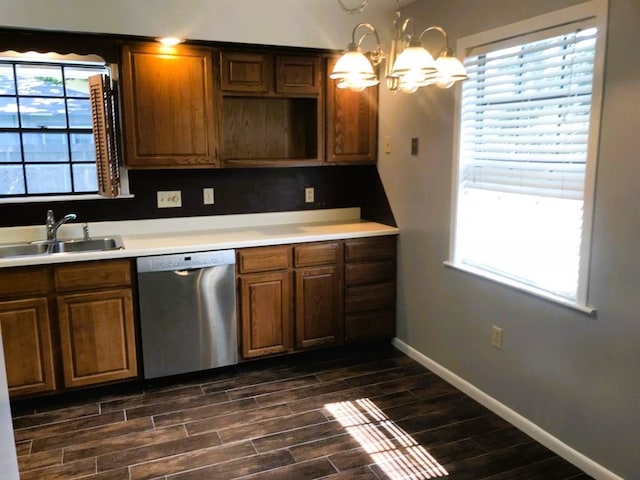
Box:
[136,249,235,273]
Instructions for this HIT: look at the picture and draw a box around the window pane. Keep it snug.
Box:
[67,98,92,127]
[16,64,64,96]
[70,133,95,161]
[20,98,67,128]
[25,164,71,194]
[0,64,15,95]
[0,98,19,127]
[0,133,21,162]
[458,189,582,298]
[0,165,25,194]
[23,133,69,162]
[72,164,98,192]
[63,67,96,98]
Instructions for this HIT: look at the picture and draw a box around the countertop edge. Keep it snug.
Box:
[0,217,398,268]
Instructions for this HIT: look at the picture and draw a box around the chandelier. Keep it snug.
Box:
[331,0,467,93]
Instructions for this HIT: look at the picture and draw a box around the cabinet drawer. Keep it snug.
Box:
[345,282,396,313]
[0,267,51,296]
[345,310,395,342]
[345,261,395,286]
[238,246,291,274]
[345,236,396,262]
[54,260,132,291]
[294,242,340,267]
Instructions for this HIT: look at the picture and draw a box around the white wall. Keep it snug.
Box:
[378,0,639,478]
[0,0,398,49]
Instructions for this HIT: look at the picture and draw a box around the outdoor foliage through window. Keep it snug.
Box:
[0,59,108,197]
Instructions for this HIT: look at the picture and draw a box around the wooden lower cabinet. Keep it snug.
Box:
[240,271,292,358]
[57,289,137,388]
[0,297,55,397]
[295,265,342,349]
[0,259,138,399]
[344,237,397,342]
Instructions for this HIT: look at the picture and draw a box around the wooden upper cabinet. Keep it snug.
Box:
[221,51,272,93]
[326,56,378,164]
[120,42,218,168]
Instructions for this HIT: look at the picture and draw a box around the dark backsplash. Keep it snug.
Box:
[0,165,396,229]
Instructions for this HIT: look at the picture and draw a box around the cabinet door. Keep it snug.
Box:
[326,56,378,163]
[0,298,55,397]
[240,271,292,358]
[121,43,218,167]
[295,266,342,349]
[276,55,321,94]
[57,289,137,388]
[220,51,272,93]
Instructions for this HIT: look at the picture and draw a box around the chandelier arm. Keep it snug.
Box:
[352,23,382,48]
[338,0,369,15]
[418,26,449,53]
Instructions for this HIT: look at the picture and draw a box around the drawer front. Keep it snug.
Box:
[0,267,52,296]
[345,310,395,342]
[345,261,395,286]
[238,245,291,274]
[54,260,132,291]
[345,236,396,263]
[345,282,396,313]
[294,242,340,267]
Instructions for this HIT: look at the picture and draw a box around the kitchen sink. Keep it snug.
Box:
[0,243,51,258]
[0,236,124,259]
[50,237,124,253]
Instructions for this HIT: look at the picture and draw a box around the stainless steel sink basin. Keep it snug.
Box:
[0,243,50,258]
[51,237,124,253]
[0,236,124,259]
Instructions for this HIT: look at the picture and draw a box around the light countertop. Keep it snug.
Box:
[0,208,398,268]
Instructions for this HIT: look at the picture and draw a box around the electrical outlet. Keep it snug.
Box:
[157,190,182,208]
[491,326,503,349]
[384,136,392,154]
[305,187,315,203]
[203,187,215,205]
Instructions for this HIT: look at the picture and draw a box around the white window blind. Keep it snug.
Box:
[453,23,599,302]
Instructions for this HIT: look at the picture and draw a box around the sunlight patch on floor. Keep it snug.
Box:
[325,398,448,479]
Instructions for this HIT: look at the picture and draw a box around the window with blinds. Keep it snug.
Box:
[451,8,605,306]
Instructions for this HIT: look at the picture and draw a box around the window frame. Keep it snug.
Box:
[447,0,608,313]
[0,58,109,198]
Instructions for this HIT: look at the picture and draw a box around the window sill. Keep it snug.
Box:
[443,260,597,316]
[0,193,134,204]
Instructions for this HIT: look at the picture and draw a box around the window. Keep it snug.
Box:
[0,55,109,197]
[449,1,607,308]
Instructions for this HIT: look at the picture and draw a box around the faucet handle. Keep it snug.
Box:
[46,209,55,224]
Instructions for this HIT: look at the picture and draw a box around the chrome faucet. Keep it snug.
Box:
[45,209,77,242]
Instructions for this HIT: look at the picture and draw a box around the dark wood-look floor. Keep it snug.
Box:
[11,344,594,480]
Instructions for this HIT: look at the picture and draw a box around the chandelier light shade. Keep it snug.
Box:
[330,49,380,91]
[332,0,467,93]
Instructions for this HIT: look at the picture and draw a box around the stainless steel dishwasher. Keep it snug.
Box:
[136,249,237,379]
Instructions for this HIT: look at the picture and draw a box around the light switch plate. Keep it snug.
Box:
[203,188,214,205]
[305,187,314,203]
[157,190,182,208]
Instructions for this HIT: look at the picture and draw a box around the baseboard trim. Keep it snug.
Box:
[391,338,624,480]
